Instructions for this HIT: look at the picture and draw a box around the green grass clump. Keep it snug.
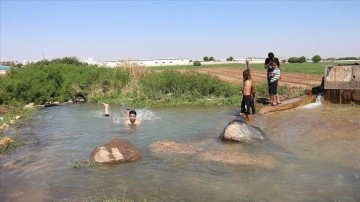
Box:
[0,138,27,154]
[67,159,96,168]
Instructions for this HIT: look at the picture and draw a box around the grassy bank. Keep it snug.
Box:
[0,57,311,108]
[0,106,36,154]
[0,58,239,107]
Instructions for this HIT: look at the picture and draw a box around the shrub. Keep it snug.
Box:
[226,56,234,61]
[298,56,306,63]
[193,61,201,66]
[0,58,130,105]
[140,70,238,100]
[288,57,299,63]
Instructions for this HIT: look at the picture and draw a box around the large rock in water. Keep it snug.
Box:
[219,119,269,143]
[91,138,141,163]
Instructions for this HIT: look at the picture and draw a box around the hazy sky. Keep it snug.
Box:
[1,0,359,61]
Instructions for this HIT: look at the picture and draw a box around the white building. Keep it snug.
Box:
[84,58,191,68]
[83,58,117,67]
[129,58,191,66]
[83,58,98,65]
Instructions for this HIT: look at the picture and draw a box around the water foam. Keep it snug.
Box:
[301,93,323,109]
[136,107,157,120]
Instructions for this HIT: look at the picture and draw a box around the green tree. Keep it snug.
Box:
[203,56,209,61]
[226,56,234,61]
[209,56,215,61]
[312,55,322,63]
[298,56,306,63]
[288,57,299,63]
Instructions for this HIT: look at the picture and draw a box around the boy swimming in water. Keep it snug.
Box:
[125,110,141,126]
[103,103,140,126]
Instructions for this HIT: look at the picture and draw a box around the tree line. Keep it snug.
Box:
[287,55,322,63]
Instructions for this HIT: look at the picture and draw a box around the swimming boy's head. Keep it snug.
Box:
[129,110,137,123]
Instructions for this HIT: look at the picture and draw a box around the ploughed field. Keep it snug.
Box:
[194,68,323,88]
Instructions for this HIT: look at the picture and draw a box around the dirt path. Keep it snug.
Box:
[195,68,323,88]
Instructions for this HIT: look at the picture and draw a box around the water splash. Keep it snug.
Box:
[136,107,157,120]
[301,93,323,109]
[109,113,122,124]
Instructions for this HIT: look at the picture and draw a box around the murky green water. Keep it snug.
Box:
[1,103,359,201]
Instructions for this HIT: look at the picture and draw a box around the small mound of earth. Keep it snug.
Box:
[198,150,276,168]
[150,140,200,154]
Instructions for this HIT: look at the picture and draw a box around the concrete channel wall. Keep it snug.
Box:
[323,65,360,104]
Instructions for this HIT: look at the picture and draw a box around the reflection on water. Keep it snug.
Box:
[1,103,360,201]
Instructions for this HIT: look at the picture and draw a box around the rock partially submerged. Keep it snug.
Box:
[198,150,276,168]
[149,139,276,168]
[150,140,200,154]
[219,119,269,144]
[91,138,141,163]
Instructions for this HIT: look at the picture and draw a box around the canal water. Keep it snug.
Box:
[1,102,359,201]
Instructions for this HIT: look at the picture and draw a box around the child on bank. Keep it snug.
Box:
[241,69,255,121]
[268,61,281,106]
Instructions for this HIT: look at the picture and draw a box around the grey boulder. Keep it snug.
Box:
[219,119,269,143]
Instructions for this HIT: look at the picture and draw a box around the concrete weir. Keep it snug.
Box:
[323,65,360,104]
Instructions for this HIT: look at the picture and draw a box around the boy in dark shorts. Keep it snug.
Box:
[241,69,255,121]
[268,61,281,105]
[265,52,280,101]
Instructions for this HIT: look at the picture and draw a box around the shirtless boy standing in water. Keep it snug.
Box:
[241,69,255,121]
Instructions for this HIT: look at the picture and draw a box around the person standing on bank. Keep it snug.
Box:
[264,52,280,101]
[269,61,281,106]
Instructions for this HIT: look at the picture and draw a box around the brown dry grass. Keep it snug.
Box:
[117,61,150,97]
